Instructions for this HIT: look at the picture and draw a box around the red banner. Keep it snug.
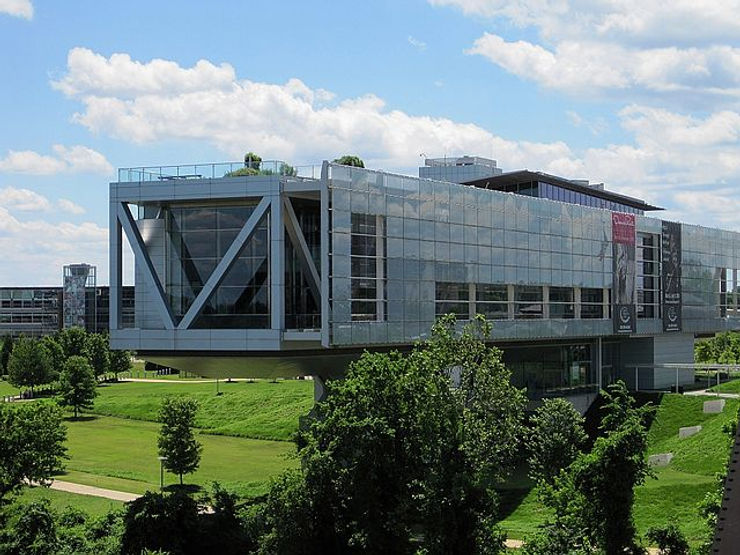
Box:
[612,213,635,245]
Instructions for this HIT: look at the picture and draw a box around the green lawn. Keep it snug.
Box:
[14,486,123,517]
[709,378,740,394]
[60,415,297,498]
[90,379,314,441]
[499,394,737,548]
[0,380,21,398]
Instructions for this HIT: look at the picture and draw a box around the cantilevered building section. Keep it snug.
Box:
[109,157,740,407]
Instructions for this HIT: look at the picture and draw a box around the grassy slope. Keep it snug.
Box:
[14,486,123,517]
[61,415,298,498]
[499,394,737,548]
[710,378,740,394]
[91,379,314,441]
[0,380,20,397]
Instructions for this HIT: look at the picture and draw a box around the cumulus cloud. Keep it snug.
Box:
[57,198,86,215]
[0,0,32,19]
[432,1,740,103]
[52,48,740,230]
[0,144,113,175]
[0,206,107,285]
[0,186,51,211]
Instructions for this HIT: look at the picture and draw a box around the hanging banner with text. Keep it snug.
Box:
[661,220,682,332]
[612,213,636,334]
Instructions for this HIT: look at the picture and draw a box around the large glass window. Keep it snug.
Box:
[351,213,386,321]
[549,287,574,319]
[166,203,270,328]
[477,284,509,319]
[514,285,543,319]
[581,288,605,319]
[436,282,469,318]
[637,233,660,319]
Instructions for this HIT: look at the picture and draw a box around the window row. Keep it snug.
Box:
[435,283,609,320]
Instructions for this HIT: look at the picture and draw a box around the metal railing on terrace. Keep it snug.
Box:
[117,160,322,182]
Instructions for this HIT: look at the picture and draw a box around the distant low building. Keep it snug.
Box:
[0,264,134,337]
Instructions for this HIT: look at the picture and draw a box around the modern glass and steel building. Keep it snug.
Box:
[109,158,740,406]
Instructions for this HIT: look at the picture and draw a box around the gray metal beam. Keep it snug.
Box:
[117,202,175,330]
[109,200,122,332]
[320,161,330,348]
[177,196,271,330]
[270,195,285,331]
[282,197,321,305]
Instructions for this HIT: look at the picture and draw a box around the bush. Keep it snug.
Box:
[332,155,364,167]
[645,524,689,554]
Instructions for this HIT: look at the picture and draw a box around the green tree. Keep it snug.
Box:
[40,336,64,381]
[244,151,262,169]
[645,524,689,554]
[0,499,58,555]
[7,337,53,395]
[0,401,66,504]
[528,398,588,489]
[158,398,202,485]
[58,356,98,418]
[525,381,653,554]
[57,327,88,359]
[332,155,365,167]
[0,334,13,375]
[258,314,526,553]
[84,333,110,378]
[109,349,132,379]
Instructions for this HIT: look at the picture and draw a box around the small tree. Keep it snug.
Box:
[57,327,87,359]
[39,336,64,381]
[528,398,588,489]
[243,151,262,170]
[0,335,13,375]
[109,349,132,380]
[0,401,67,504]
[332,155,365,168]
[58,356,97,418]
[158,398,202,485]
[0,499,58,554]
[7,337,53,395]
[84,333,110,378]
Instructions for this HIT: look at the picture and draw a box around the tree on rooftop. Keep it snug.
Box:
[332,155,364,167]
[244,152,262,170]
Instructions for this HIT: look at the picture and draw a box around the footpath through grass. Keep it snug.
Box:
[15,486,123,517]
[61,415,298,498]
[499,394,738,548]
[91,379,314,441]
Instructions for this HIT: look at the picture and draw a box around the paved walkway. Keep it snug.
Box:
[49,479,141,502]
[685,389,740,398]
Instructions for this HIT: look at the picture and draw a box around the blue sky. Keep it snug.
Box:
[0,0,738,285]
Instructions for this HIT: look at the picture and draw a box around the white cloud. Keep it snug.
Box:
[0,186,51,211]
[408,36,427,51]
[431,1,740,103]
[0,206,107,285]
[52,48,740,231]
[466,33,740,99]
[57,198,85,215]
[0,144,113,175]
[0,0,32,19]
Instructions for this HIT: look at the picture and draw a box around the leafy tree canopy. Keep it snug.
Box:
[7,337,53,393]
[0,401,66,504]
[57,327,88,359]
[332,155,365,168]
[256,314,526,554]
[158,397,202,485]
[84,333,110,377]
[58,356,98,418]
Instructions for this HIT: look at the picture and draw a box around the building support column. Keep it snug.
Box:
[270,195,285,332]
[109,199,122,331]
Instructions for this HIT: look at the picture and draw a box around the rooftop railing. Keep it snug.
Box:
[117,160,322,182]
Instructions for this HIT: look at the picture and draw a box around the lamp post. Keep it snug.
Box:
[158,456,167,490]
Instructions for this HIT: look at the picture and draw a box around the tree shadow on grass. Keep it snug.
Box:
[62,414,99,423]
[163,483,202,495]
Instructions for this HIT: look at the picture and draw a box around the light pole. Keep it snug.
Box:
[158,456,167,490]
